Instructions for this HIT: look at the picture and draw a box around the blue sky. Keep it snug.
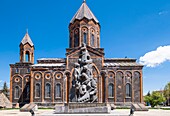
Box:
[0,0,170,95]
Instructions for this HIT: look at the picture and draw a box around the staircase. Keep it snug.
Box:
[20,103,37,112]
[131,103,148,111]
[0,93,12,108]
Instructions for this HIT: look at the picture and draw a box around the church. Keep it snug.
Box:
[10,1,143,107]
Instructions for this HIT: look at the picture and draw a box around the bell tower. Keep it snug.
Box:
[69,1,100,48]
[19,31,34,64]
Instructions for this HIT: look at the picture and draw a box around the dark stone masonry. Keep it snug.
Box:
[10,1,143,108]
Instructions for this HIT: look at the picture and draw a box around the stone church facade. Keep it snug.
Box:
[10,1,143,107]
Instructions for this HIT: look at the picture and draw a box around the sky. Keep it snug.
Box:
[0,0,170,95]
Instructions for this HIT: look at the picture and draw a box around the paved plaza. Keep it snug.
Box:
[0,109,170,116]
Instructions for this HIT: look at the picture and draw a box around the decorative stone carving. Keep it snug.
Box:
[72,43,97,103]
[15,77,20,82]
[35,73,41,80]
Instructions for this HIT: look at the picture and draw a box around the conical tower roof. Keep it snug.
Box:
[70,1,99,24]
[20,31,34,47]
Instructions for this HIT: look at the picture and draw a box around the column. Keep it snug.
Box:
[52,74,54,103]
[23,51,25,62]
[10,68,12,102]
[105,75,108,103]
[123,74,125,103]
[140,71,143,102]
[114,75,116,103]
[132,71,134,103]
[30,71,33,102]
[42,73,44,102]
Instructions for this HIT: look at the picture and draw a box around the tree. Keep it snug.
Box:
[2,81,9,98]
[144,91,166,108]
[163,82,170,105]
[146,91,151,96]
[145,91,151,106]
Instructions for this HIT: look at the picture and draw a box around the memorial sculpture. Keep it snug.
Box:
[72,43,97,103]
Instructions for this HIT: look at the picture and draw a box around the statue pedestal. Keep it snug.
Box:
[55,103,111,114]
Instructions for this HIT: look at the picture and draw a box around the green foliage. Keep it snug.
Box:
[2,81,9,98]
[144,91,166,108]
[146,91,151,96]
[164,82,170,99]
[161,108,170,110]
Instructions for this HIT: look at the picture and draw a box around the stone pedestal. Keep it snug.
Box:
[55,103,110,114]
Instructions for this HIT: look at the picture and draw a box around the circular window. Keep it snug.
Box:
[91,29,94,33]
[45,73,51,80]
[109,72,114,78]
[75,29,78,34]
[56,73,62,79]
[15,77,20,82]
[26,77,29,82]
[35,73,41,80]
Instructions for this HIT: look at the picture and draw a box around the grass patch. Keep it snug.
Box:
[38,108,53,110]
[161,108,170,110]
[0,108,19,110]
[148,107,159,109]
[115,107,130,109]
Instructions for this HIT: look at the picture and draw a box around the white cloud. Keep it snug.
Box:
[139,45,170,67]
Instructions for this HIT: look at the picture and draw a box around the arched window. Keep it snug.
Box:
[25,51,30,62]
[45,83,51,98]
[91,34,94,46]
[35,83,40,98]
[26,85,30,98]
[83,33,87,44]
[69,37,72,48]
[27,68,30,73]
[15,68,19,73]
[97,37,99,47]
[15,86,19,99]
[108,83,114,97]
[74,32,79,47]
[126,83,131,97]
[56,83,61,98]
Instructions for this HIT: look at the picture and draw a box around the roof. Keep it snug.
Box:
[32,63,65,67]
[104,62,143,67]
[20,32,34,46]
[70,1,99,24]
[37,58,66,63]
[38,58,65,61]
[33,58,66,67]
[104,58,143,67]
[105,58,137,62]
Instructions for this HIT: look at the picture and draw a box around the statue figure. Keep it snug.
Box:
[72,43,98,103]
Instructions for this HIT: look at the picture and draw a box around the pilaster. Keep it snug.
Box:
[42,73,44,102]
[10,68,12,102]
[140,70,143,102]
[30,71,33,102]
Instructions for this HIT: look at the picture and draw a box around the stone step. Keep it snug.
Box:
[132,103,141,111]
[20,103,37,112]
[131,103,148,111]
[20,104,30,111]
[137,103,148,111]
[0,93,12,108]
